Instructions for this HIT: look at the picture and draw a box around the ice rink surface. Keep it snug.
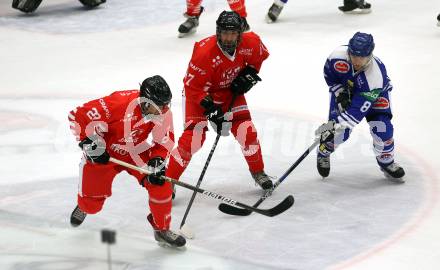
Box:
[1,0,440,269]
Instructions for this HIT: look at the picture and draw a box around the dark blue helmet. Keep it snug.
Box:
[348,32,375,57]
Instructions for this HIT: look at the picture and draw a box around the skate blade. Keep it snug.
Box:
[178,28,197,38]
[156,241,187,250]
[265,15,276,24]
[383,172,405,184]
[340,8,372,14]
[437,21,440,27]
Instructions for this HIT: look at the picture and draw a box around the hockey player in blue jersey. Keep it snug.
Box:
[315,32,405,182]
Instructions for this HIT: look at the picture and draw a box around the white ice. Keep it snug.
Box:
[1,0,440,269]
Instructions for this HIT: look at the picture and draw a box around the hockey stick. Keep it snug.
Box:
[218,138,320,216]
[109,157,294,217]
[179,94,238,237]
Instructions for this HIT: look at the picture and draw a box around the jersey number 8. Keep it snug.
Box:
[360,101,372,113]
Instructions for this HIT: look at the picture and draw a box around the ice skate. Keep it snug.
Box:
[317,154,330,178]
[147,214,186,248]
[251,171,274,190]
[178,7,204,38]
[70,205,87,227]
[338,0,371,14]
[380,162,405,183]
[266,2,284,23]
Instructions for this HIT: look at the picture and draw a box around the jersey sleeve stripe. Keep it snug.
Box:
[330,84,344,93]
[342,111,360,124]
[338,114,356,128]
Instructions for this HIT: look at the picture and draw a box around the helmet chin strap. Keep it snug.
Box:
[350,54,373,74]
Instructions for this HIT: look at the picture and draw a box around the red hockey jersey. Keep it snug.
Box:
[183,32,270,105]
[68,90,174,163]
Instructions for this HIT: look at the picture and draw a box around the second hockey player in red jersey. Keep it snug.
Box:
[166,11,273,192]
[178,0,249,37]
[68,75,186,247]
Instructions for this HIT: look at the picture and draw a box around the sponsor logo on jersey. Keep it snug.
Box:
[99,99,111,119]
[198,37,211,47]
[110,144,128,156]
[360,88,382,102]
[189,62,206,75]
[334,61,349,73]
[118,90,138,96]
[211,55,223,68]
[238,48,253,56]
[372,96,390,110]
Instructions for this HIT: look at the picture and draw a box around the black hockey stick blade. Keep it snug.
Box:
[263,195,294,217]
[218,203,252,216]
[220,195,294,217]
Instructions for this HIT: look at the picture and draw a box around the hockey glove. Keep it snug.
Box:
[200,96,231,136]
[143,157,166,186]
[79,135,110,164]
[336,91,351,112]
[230,66,261,95]
[315,120,337,144]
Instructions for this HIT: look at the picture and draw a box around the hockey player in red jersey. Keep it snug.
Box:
[178,0,249,37]
[68,75,185,247]
[167,11,273,192]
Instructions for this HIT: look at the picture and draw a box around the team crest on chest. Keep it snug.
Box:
[222,67,241,80]
[219,67,241,87]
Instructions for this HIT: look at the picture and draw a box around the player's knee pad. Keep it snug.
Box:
[12,0,42,13]
[78,0,106,8]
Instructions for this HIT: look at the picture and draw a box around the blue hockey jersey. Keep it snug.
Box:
[324,45,393,128]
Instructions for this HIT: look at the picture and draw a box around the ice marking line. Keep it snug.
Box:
[330,146,439,270]
[0,190,54,206]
